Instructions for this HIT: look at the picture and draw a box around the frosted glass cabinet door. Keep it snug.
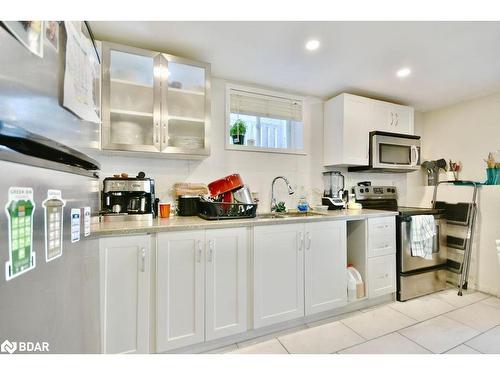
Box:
[102,42,162,152]
[162,55,210,154]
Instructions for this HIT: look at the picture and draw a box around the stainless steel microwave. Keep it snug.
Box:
[349,131,421,173]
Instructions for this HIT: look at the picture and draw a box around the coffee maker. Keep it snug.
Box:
[322,171,346,210]
[101,172,156,222]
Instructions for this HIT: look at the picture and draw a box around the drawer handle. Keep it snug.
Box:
[373,244,391,251]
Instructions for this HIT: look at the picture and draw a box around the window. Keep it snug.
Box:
[226,84,304,153]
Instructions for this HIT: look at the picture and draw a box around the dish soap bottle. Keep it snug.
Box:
[297,187,309,212]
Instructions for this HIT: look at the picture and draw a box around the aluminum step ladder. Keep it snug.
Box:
[432,180,480,296]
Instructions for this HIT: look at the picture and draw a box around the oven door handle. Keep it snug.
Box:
[410,146,419,166]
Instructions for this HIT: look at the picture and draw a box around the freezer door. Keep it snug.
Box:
[0,160,101,353]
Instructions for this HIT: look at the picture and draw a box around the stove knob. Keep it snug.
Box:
[360,188,364,193]
[392,189,396,193]
[365,187,370,193]
[387,188,391,193]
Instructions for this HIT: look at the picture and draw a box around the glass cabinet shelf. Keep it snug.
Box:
[111,109,153,117]
[168,115,204,122]
[168,87,205,96]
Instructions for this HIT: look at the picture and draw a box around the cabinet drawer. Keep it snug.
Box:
[368,217,396,257]
[367,254,396,298]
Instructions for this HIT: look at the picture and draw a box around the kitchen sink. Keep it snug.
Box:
[258,211,326,219]
[280,212,326,217]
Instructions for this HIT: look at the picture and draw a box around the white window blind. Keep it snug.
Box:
[230,89,303,122]
[227,85,304,152]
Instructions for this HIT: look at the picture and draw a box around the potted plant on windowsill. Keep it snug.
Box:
[230,119,247,145]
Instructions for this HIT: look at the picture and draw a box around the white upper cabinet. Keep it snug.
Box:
[324,93,414,167]
[371,101,413,134]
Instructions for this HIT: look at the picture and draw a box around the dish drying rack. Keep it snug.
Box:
[432,180,480,296]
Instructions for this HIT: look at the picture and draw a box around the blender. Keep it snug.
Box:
[322,171,346,210]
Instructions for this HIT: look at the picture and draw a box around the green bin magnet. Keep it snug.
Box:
[5,187,36,280]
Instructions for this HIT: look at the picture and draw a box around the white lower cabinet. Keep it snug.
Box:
[99,215,395,353]
[367,254,396,298]
[156,230,205,352]
[305,221,347,315]
[100,235,151,354]
[205,228,248,341]
[156,228,247,352]
[253,224,305,329]
[254,221,348,329]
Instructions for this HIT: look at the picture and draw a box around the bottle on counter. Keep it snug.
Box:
[297,187,309,212]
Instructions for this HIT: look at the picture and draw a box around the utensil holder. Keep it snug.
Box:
[485,168,500,185]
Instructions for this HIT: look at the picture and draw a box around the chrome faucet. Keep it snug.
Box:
[271,176,295,212]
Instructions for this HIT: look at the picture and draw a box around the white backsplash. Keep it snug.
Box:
[94,77,420,212]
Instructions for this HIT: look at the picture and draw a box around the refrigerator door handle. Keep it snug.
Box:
[0,121,101,177]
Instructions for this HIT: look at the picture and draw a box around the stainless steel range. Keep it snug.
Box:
[353,185,448,301]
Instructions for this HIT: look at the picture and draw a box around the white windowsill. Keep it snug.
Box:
[225,143,307,155]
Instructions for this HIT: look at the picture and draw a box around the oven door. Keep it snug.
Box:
[400,216,447,272]
[372,133,420,171]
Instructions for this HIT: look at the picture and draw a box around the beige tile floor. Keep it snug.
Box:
[208,289,500,354]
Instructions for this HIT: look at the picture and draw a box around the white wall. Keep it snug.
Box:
[95,78,324,212]
[413,92,500,296]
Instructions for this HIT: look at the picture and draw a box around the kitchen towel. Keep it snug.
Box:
[410,215,436,260]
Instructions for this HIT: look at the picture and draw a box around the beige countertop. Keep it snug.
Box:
[92,209,397,237]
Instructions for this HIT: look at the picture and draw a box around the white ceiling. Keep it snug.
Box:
[90,21,500,111]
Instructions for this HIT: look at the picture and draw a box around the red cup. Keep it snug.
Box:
[159,203,171,218]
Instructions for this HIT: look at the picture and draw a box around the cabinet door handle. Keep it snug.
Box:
[162,124,167,145]
[374,244,391,251]
[390,112,394,126]
[155,123,160,144]
[140,248,146,272]
[395,113,399,126]
[306,232,312,250]
[197,240,202,263]
[298,232,304,252]
[207,239,214,262]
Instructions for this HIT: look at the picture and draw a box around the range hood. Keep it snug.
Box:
[348,131,421,173]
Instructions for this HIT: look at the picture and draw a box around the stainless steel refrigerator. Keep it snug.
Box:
[0,24,101,353]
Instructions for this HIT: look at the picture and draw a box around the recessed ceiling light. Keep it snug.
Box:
[305,39,320,51]
[396,67,411,78]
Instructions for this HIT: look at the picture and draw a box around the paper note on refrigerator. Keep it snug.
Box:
[63,21,100,124]
[5,187,36,281]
